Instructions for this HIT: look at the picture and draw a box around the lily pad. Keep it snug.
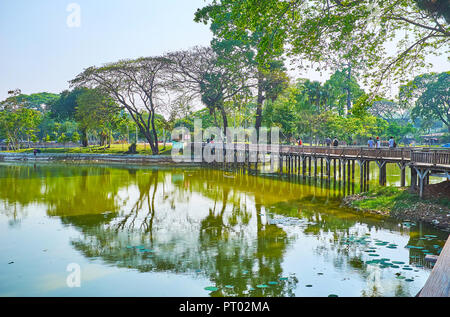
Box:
[279,277,288,281]
[225,285,234,289]
[204,286,219,292]
[256,284,268,288]
[268,281,279,285]
[328,294,338,297]
[305,284,313,287]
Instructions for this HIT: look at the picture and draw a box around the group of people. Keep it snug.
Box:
[296,137,339,147]
[367,136,396,148]
[295,136,397,148]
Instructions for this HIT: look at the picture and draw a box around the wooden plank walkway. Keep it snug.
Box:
[419,235,450,297]
[210,144,450,170]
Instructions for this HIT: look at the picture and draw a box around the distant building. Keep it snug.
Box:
[421,132,445,145]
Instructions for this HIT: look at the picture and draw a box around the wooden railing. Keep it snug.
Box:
[411,150,450,166]
[195,143,450,167]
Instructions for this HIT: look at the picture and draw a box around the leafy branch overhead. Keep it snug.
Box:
[195,0,449,92]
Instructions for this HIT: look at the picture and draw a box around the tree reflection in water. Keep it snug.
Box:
[0,163,446,297]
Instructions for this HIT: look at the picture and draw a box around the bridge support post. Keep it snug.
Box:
[376,160,387,186]
[333,159,336,182]
[357,160,364,192]
[342,159,347,189]
[397,162,407,187]
[415,167,431,198]
[294,155,297,174]
[338,159,341,180]
[365,161,370,191]
[308,156,312,176]
[352,160,355,193]
[320,158,324,178]
[326,158,331,179]
[278,155,282,174]
[302,156,307,176]
[347,160,351,192]
[410,166,417,190]
[287,155,290,174]
[314,157,317,177]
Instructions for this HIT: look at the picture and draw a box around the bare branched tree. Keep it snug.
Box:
[70,57,172,154]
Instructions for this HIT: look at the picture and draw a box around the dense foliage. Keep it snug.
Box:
[1,1,448,150]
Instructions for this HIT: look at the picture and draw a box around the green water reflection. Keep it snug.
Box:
[0,162,447,297]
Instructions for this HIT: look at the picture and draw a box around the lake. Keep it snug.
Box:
[0,162,447,297]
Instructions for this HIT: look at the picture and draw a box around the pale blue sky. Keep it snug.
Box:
[0,0,212,100]
[0,0,448,101]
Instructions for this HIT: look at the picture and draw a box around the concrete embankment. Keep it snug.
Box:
[0,152,194,165]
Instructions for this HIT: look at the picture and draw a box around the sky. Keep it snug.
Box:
[0,0,213,101]
[0,0,449,102]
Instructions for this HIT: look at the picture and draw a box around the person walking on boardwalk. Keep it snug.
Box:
[368,137,374,148]
[389,136,395,148]
[376,137,381,148]
[332,137,338,147]
[325,137,332,147]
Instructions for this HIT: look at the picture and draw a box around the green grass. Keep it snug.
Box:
[1,143,173,155]
[351,186,450,213]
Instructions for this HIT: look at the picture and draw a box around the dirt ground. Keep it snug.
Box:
[421,180,450,200]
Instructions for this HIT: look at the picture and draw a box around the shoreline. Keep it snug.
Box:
[3,152,450,232]
[342,185,450,232]
[0,152,186,165]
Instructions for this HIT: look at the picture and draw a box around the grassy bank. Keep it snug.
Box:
[343,185,450,230]
[1,143,173,155]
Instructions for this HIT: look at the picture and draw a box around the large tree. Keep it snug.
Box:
[49,88,87,121]
[75,89,124,147]
[405,71,450,132]
[194,0,449,93]
[167,46,253,135]
[15,92,60,112]
[0,90,42,150]
[71,57,173,154]
[195,6,290,135]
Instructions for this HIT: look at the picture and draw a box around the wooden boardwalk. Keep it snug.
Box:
[196,144,450,197]
[418,236,450,297]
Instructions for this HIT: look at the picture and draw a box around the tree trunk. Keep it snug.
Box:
[219,104,228,138]
[141,127,158,155]
[255,72,265,140]
[150,113,159,155]
[81,128,88,147]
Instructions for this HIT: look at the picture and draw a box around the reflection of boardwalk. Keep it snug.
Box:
[418,236,450,297]
[198,144,450,198]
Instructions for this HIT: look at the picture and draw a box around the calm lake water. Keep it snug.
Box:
[0,162,447,297]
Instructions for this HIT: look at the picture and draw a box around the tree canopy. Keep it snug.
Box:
[195,0,449,93]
